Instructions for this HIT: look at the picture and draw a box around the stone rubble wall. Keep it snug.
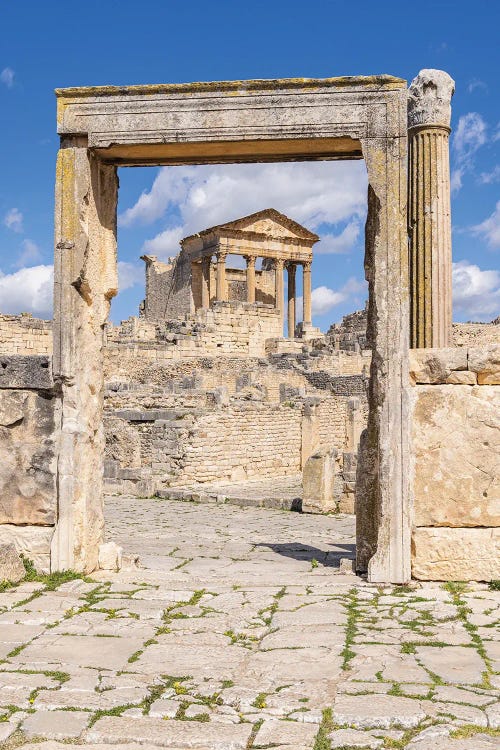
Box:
[410,345,500,581]
[325,306,499,352]
[103,384,357,497]
[0,314,53,355]
[0,355,59,572]
[452,321,500,347]
[326,306,369,351]
[104,302,282,367]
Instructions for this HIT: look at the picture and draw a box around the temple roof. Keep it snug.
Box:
[180,208,319,246]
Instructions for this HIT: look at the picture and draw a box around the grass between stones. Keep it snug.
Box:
[313,707,334,750]
[450,724,500,739]
[341,588,360,670]
[257,586,286,627]
[443,581,494,689]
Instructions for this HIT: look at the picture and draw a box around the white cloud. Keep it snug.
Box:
[310,286,345,315]
[453,260,500,321]
[3,208,23,233]
[451,113,488,193]
[467,79,488,94]
[450,169,463,194]
[341,276,367,296]
[141,226,184,257]
[120,162,368,260]
[16,239,42,267]
[117,261,141,291]
[295,276,367,322]
[471,201,500,249]
[0,67,14,88]
[478,165,500,185]
[315,220,361,254]
[453,112,487,157]
[0,265,53,317]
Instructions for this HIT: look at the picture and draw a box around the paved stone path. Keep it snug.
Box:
[0,496,498,749]
[157,474,303,511]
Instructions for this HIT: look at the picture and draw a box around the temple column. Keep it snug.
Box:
[201,257,211,308]
[275,259,285,326]
[408,69,455,348]
[287,262,296,338]
[245,255,256,303]
[215,250,227,301]
[303,261,312,326]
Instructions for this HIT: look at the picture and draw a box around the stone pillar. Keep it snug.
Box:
[302,261,312,325]
[215,251,227,302]
[245,255,256,303]
[52,142,118,573]
[201,257,211,308]
[275,259,285,325]
[302,450,336,514]
[408,69,455,348]
[287,263,296,338]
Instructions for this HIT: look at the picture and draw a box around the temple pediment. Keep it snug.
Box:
[181,208,319,245]
[217,209,319,242]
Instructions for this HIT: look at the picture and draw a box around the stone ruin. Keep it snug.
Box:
[0,69,498,584]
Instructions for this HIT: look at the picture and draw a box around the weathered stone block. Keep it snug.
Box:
[0,355,53,389]
[302,450,336,514]
[409,347,467,384]
[98,541,123,571]
[412,385,499,527]
[468,344,500,385]
[445,370,477,385]
[0,543,25,582]
[0,389,58,525]
[412,527,500,581]
[0,525,53,573]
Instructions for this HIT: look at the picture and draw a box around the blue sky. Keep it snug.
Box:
[0,0,498,329]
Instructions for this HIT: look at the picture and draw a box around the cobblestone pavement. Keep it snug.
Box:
[0,496,498,749]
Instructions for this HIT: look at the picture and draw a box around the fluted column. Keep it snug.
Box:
[302,261,312,326]
[408,69,455,348]
[287,262,296,338]
[245,255,256,303]
[275,259,285,326]
[215,250,227,301]
[201,257,211,308]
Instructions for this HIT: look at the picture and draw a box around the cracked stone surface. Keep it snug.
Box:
[0,495,498,749]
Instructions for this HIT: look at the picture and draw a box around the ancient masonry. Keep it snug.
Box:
[0,69,498,584]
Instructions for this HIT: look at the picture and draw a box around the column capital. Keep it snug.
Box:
[216,250,227,261]
[302,260,312,271]
[408,69,455,130]
[275,258,285,270]
[244,254,256,266]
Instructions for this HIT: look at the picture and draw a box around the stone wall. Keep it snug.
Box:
[0,355,59,572]
[326,306,369,351]
[0,314,52,355]
[325,310,499,352]
[103,383,354,496]
[410,345,500,581]
[141,254,193,321]
[452,320,500,347]
[104,303,283,376]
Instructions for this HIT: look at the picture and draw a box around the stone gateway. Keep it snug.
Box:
[0,69,498,584]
